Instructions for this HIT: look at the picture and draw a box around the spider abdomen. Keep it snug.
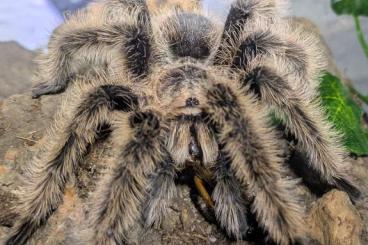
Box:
[160,12,218,60]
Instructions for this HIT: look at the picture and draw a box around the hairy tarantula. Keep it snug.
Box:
[6,0,361,244]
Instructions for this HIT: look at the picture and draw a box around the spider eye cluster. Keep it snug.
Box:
[185,97,200,107]
[156,64,208,113]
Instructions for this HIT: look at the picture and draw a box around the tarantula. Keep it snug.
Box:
[6,0,361,244]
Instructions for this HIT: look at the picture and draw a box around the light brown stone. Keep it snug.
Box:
[307,190,363,245]
[0,165,8,175]
[4,149,17,164]
[0,42,36,100]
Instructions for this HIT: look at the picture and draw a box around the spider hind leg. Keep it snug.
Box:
[88,110,176,244]
[242,64,361,200]
[143,158,177,228]
[32,0,152,98]
[6,83,138,245]
[205,83,305,245]
[212,150,249,240]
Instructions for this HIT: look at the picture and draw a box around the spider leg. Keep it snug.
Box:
[6,82,138,245]
[32,0,152,98]
[212,150,249,240]
[143,157,177,228]
[31,81,70,99]
[205,83,304,245]
[215,13,322,98]
[89,111,171,244]
[220,14,360,199]
[239,64,361,199]
[214,0,284,65]
[229,23,323,97]
[223,27,312,89]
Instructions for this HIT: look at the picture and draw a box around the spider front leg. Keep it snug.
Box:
[6,83,138,245]
[240,65,361,199]
[144,158,177,228]
[214,0,284,65]
[216,4,317,92]
[89,111,176,244]
[32,0,152,98]
[212,150,249,240]
[206,83,304,245]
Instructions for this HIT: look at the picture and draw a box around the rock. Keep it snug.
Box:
[0,42,36,100]
[4,148,18,164]
[161,208,180,232]
[307,190,363,245]
[180,208,191,230]
[0,165,9,175]
[208,236,217,243]
[0,188,19,227]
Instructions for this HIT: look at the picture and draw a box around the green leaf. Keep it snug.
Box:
[331,1,368,59]
[320,72,368,155]
[331,0,368,16]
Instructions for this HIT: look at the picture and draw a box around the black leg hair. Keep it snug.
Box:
[240,65,361,200]
[214,0,282,65]
[212,150,249,240]
[215,10,328,102]
[205,83,304,245]
[231,31,284,69]
[6,84,138,245]
[32,0,152,98]
[143,156,177,228]
[89,111,170,244]
[214,14,314,92]
[218,27,308,81]
[287,147,334,197]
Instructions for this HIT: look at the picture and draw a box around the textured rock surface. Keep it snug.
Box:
[307,190,363,245]
[0,17,367,245]
[0,41,36,99]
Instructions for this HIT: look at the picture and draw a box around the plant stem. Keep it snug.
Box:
[348,83,368,105]
[354,15,368,59]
